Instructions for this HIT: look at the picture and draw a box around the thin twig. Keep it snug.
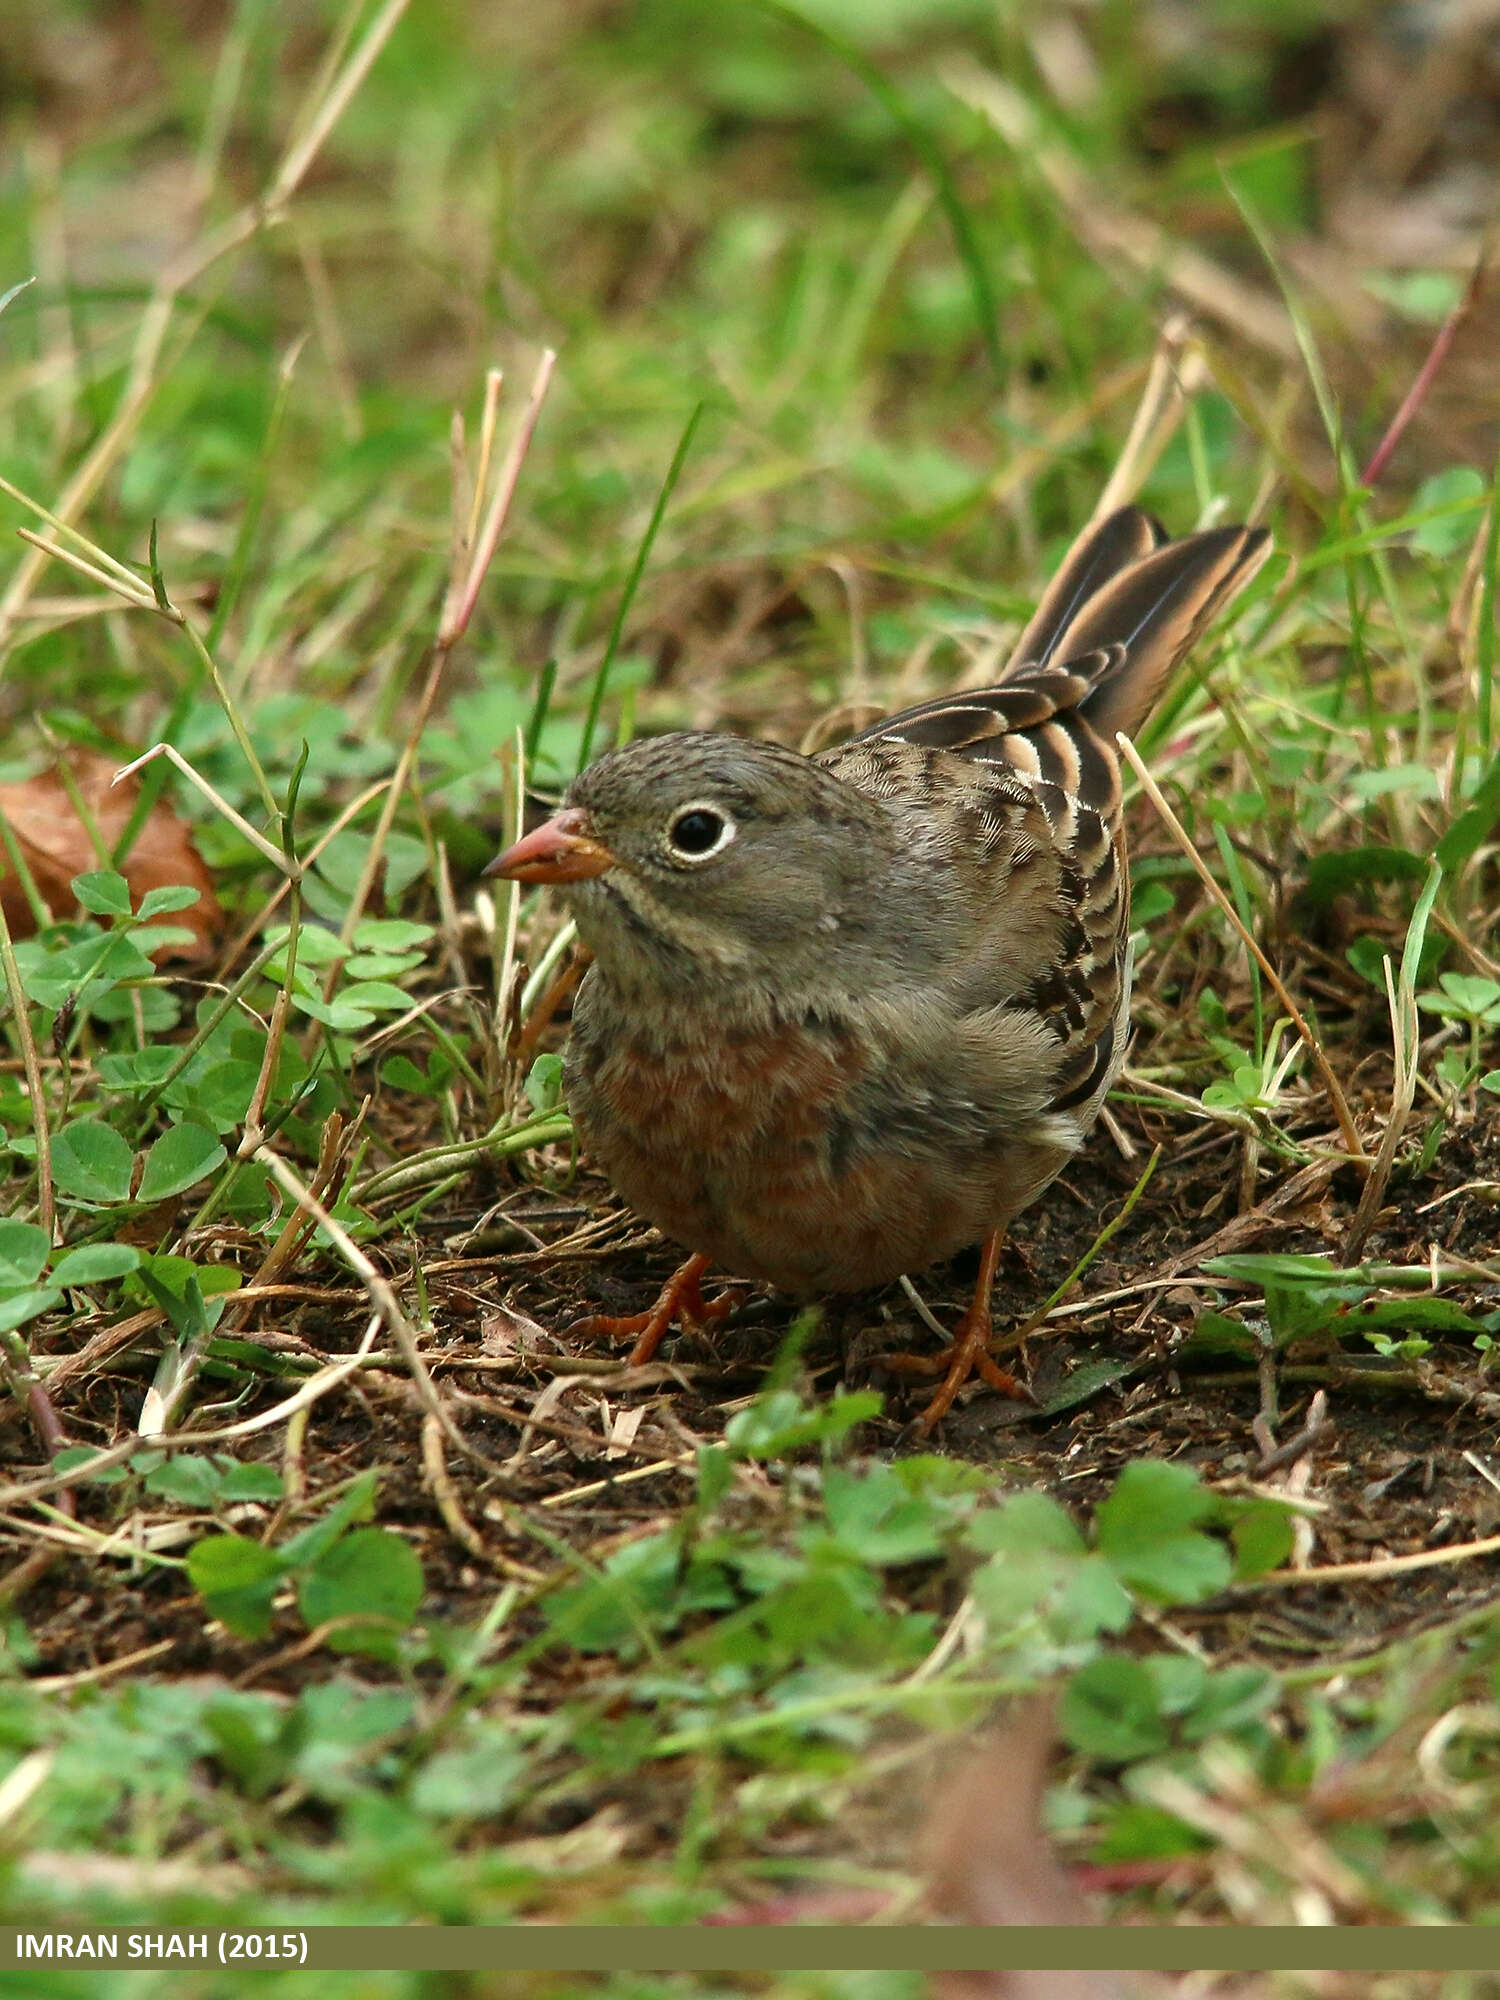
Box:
[443,350,556,645]
[1256,1390,1332,1475]
[327,354,557,998]
[254,1145,463,1451]
[1361,249,1489,488]
[535,1455,695,1509]
[1344,863,1441,1261]
[112,744,291,872]
[0,887,52,1240]
[1244,1527,1500,1590]
[1090,314,1198,522]
[13,530,161,611]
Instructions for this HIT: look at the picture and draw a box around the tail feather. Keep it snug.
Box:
[1006,510,1271,740]
[849,507,1270,802]
[1005,508,1166,674]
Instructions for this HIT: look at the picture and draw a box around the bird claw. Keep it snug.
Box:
[878,1229,1036,1432]
[915,1322,1035,1431]
[878,1343,1031,1395]
[568,1251,746,1365]
[880,1332,1034,1428]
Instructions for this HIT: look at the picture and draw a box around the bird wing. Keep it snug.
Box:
[821,509,1270,1124]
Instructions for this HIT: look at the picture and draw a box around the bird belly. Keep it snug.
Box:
[566,1006,1067,1293]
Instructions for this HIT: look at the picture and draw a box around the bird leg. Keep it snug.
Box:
[879,1230,1036,1431]
[569,1251,747,1365]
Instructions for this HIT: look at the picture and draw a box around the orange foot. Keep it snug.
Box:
[569,1251,748,1366]
[878,1230,1037,1433]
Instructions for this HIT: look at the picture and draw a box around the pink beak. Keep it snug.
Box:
[484,806,616,885]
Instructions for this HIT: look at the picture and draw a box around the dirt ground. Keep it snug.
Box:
[17,1077,1500,1693]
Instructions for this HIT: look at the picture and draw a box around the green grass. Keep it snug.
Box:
[2,1,1500,1987]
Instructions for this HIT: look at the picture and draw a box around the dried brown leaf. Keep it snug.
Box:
[0,752,222,960]
[925,1700,1165,2000]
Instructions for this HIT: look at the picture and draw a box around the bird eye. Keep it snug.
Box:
[666,804,734,861]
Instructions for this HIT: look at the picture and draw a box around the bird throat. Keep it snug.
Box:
[570,871,769,1003]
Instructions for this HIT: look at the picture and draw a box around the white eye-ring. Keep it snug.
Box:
[665,801,737,863]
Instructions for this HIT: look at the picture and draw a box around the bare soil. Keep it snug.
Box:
[15,1086,1500,1692]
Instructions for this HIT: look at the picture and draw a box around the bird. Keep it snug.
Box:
[486,506,1270,1429]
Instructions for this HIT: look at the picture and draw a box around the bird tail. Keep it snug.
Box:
[1004,506,1271,739]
